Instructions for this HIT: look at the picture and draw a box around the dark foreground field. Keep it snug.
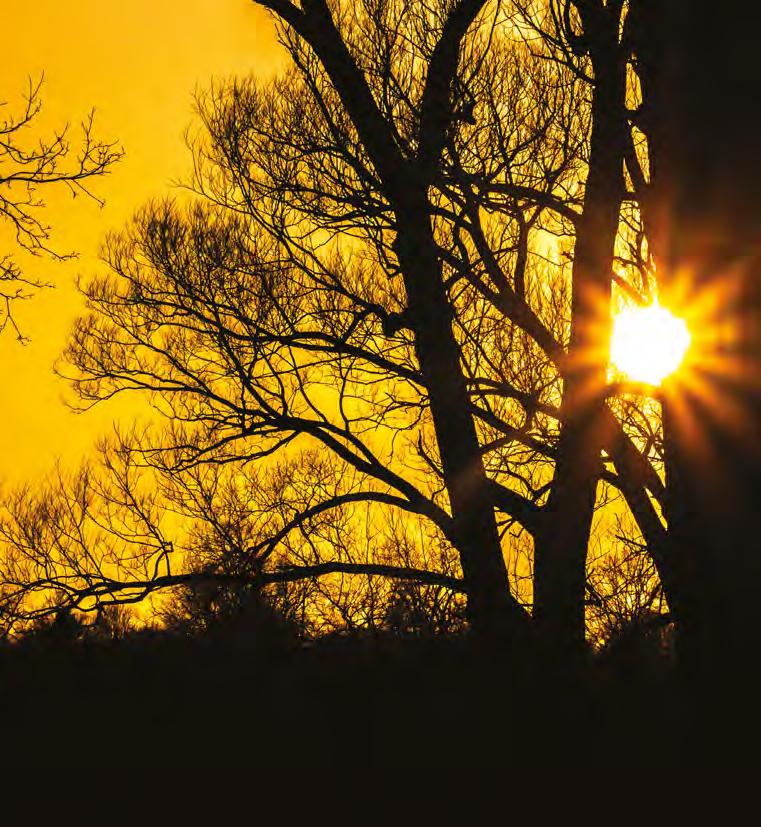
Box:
[2,627,757,768]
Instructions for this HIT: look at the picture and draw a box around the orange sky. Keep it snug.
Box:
[1,0,283,485]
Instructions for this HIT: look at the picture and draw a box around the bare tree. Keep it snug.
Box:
[0,1,679,657]
[63,1,560,641]
[0,437,466,638]
[0,76,122,338]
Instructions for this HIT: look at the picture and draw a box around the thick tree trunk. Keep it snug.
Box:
[634,1,761,677]
[262,0,527,642]
[396,189,528,641]
[534,39,626,653]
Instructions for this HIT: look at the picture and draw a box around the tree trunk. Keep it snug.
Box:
[534,38,627,653]
[634,0,761,678]
[396,188,528,642]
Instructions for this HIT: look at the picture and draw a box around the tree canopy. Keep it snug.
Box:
[0,1,733,669]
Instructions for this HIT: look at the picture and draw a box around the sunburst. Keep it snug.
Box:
[610,301,691,386]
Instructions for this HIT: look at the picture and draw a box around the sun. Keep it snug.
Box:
[610,301,691,386]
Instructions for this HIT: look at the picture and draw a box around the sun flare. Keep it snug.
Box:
[610,301,691,386]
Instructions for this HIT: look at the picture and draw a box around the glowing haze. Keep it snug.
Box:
[610,301,691,386]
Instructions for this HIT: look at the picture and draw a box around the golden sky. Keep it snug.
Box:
[1,0,282,485]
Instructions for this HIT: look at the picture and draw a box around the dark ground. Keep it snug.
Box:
[2,627,757,767]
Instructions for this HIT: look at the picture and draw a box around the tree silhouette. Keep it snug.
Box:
[0,1,678,657]
[6,0,761,771]
[511,0,630,655]
[0,76,122,339]
[627,1,761,678]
